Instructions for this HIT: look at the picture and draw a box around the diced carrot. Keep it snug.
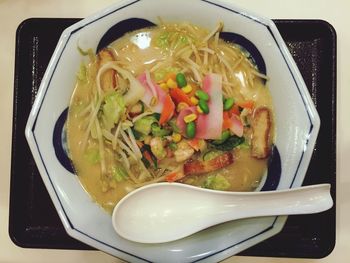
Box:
[222,111,232,130]
[159,95,175,125]
[165,171,185,182]
[165,172,177,182]
[166,72,176,81]
[230,104,240,116]
[187,138,200,151]
[238,100,255,110]
[170,88,194,106]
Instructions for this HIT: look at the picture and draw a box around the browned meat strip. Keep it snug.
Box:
[98,49,116,91]
[184,152,234,176]
[251,107,272,159]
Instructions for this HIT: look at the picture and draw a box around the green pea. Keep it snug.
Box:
[195,90,209,101]
[224,98,235,111]
[186,121,196,139]
[198,99,210,114]
[176,73,187,87]
[212,130,230,145]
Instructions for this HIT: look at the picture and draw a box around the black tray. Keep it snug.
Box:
[9,18,336,258]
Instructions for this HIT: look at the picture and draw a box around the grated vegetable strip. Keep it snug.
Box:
[132,111,154,123]
[139,160,153,179]
[231,56,243,71]
[213,32,220,49]
[189,40,202,66]
[183,57,200,70]
[102,129,114,142]
[120,129,141,160]
[220,45,240,60]
[116,148,130,170]
[77,102,93,118]
[112,121,122,150]
[217,53,235,78]
[199,47,215,54]
[145,69,158,102]
[188,64,202,83]
[251,70,269,80]
[117,139,138,161]
[127,127,142,159]
[94,119,106,176]
[150,60,167,73]
[202,22,223,43]
[175,46,191,58]
[81,96,103,150]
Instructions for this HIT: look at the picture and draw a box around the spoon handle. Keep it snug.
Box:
[222,184,333,221]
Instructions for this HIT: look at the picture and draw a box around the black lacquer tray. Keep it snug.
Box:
[9,18,336,258]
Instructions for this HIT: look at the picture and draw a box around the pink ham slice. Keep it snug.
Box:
[230,114,244,137]
[176,107,197,134]
[137,72,167,113]
[196,74,223,139]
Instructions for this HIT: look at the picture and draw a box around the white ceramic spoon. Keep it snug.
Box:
[112,183,333,243]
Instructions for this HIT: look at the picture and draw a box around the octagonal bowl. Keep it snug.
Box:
[25,0,320,262]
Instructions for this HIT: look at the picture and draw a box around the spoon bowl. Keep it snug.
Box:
[112,183,332,243]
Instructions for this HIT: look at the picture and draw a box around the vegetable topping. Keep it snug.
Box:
[67,21,274,214]
[196,74,223,139]
[183,152,234,176]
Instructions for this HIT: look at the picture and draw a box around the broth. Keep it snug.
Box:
[67,22,274,213]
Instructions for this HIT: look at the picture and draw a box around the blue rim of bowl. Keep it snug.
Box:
[29,0,316,261]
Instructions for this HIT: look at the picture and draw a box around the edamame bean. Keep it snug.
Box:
[198,99,210,114]
[186,121,196,138]
[176,73,187,87]
[195,90,209,101]
[224,98,235,111]
[212,130,230,144]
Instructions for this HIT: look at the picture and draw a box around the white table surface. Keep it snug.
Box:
[1,0,348,262]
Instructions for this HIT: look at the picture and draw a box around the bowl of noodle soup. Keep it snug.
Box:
[25,0,320,261]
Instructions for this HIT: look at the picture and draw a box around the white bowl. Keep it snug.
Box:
[25,0,320,262]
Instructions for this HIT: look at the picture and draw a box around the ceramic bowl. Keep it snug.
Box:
[25,0,320,261]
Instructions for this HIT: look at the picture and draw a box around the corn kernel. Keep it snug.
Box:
[150,96,158,106]
[177,102,189,112]
[159,82,168,91]
[190,96,199,105]
[184,113,197,123]
[182,84,192,94]
[172,133,182,143]
[166,78,177,89]
[197,105,203,113]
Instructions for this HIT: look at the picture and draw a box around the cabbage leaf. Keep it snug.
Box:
[203,175,231,190]
[101,91,125,132]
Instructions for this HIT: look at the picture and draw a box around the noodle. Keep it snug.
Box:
[66,21,274,213]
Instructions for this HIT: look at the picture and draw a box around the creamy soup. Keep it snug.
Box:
[67,22,274,213]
